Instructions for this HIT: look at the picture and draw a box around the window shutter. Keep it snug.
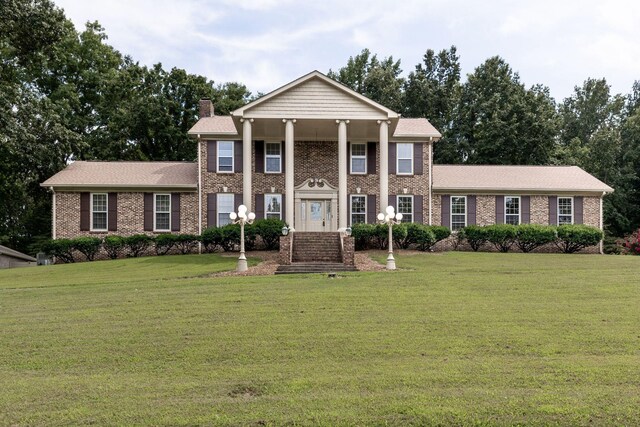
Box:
[367,142,376,175]
[414,143,423,175]
[144,193,153,231]
[495,196,504,224]
[388,194,396,210]
[255,193,264,219]
[108,193,118,231]
[234,193,243,212]
[441,194,450,228]
[171,193,180,231]
[207,141,216,172]
[574,196,583,224]
[80,193,90,231]
[548,196,557,225]
[521,196,530,224]
[367,194,377,223]
[281,141,286,173]
[414,195,423,223]
[347,142,351,175]
[234,141,243,173]
[281,197,286,224]
[389,142,396,174]
[348,194,352,224]
[255,141,264,173]
[207,193,217,228]
[467,195,476,226]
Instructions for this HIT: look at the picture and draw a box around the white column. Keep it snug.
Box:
[51,188,56,240]
[242,119,253,209]
[338,120,348,230]
[379,120,389,213]
[285,119,295,226]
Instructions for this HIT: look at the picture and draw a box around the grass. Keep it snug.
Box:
[0,252,639,426]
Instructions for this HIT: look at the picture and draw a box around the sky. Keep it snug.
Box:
[54,0,639,102]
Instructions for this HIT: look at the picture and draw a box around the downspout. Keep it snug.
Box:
[428,138,433,225]
[197,135,203,254]
[50,187,56,240]
[599,191,604,254]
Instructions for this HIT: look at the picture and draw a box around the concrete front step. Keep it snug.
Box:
[275,263,358,274]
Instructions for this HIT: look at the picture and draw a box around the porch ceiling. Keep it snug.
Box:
[241,118,399,141]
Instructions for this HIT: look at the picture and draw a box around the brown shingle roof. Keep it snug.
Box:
[0,245,37,262]
[188,116,238,135]
[393,118,441,138]
[433,165,613,193]
[41,161,197,189]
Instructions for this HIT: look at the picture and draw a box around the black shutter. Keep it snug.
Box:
[108,193,118,231]
[281,141,286,173]
[255,141,264,173]
[347,142,351,175]
[207,193,217,228]
[367,194,377,223]
[144,193,153,231]
[234,141,243,173]
[255,193,264,219]
[414,195,423,223]
[441,195,450,228]
[367,142,376,175]
[171,193,180,231]
[414,143,423,175]
[281,197,286,224]
[348,194,352,224]
[574,196,584,224]
[388,195,396,211]
[80,193,90,231]
[467,195,476,226]
[207,141,216,172]
[521,196,530,224]
[495,196,504,224]
[389,142,396,174]
[548,196,557,225]
[234,193,243,211]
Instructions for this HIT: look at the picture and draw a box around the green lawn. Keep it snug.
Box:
[0,252,639,426]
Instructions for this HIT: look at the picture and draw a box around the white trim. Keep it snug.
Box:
[450,195,467,231]
[153,193,171,232]
[264,193,282,219]
[396,142,414,175]
[216,140,234,173]
[397,194,414,223]
[216,193,234,227]
[428,143,433,225]
[350,194,367,225]
[504,195,521,225]
[264,141,282,174]
[349,142,367,175]
[90,193,108,232]
[51,188,57,240]
[557,196,574,225]
[197,138,202,252]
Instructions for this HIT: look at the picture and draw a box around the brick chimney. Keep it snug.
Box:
[199,98,214,118]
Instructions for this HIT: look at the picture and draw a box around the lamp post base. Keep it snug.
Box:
[386,254,396,270]
[237,255,248,272]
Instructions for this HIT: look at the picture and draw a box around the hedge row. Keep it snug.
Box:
[43,219,286,262]
[456,224,603,253]
[351,223,451,251]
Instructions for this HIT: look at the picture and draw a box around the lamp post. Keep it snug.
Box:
[230,204,255,272]
[377,205,403,270]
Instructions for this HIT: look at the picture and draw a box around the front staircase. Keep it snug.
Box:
[275,232,357,274]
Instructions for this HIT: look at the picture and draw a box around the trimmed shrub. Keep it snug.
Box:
[485,224,517,253]
[515,224,556,253]
[103,235,125,259]
[220,224,241,252]
[391,223,408,249]
[72,236,102,261]
[352,223,376,250]
[175,234,199,254]
[155,234,178,255]
[243,223,258,251]
[428,226,451,244]
[413,225,437,251]
[254,218,286,250]
[42,238,75,263]
[124,234,153,257]
[201,227,223,253]
[555,225,603,253]
[460,225,488,252]
[399,223,421,249]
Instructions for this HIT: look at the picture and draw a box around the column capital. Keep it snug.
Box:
[335,119,350,125]
[282,118,297,124]
[377,120,391,125]
[239,118,254,123]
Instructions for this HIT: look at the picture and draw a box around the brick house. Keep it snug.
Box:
[42,70,613,251]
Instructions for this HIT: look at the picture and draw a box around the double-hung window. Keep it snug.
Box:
[217,194,234,227]
[451,196,467,231]
[397,143,413,175]
[217,141,234,173]
[397,195,413,223]
[505,196,520,225]
[265,194,282,219]
[350,195,366,224]
[558,197,573,224]
[265,142,282,173]
[350,143,366,174]
[91,193,107,231]
[154,194,171,231]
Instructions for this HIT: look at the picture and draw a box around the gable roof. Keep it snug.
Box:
[433,165,613,194]
[393,118,441,138]
[0,245,37,262]
[41,161,197,190]
[188,116,237,136]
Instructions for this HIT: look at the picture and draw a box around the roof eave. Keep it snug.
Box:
[40,183,198,191]
[432,187,614,194]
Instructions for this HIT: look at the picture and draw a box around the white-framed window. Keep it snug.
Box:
[350,195,366,225]
[558,197,573,225]
[265,142,281,173]
[450,196,467,231]
[217,193,234,227]
[154,193,171,231]
[505,196,520,225]
[350,143,367,174]
[397,143,413,175]
[397,195,413,223]
[217,141,234,173]
[265,194,282,219]
[91,193,108,231]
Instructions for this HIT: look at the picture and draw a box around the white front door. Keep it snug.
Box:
[302,199,331,231]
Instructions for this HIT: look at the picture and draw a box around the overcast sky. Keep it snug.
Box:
[54,0,639,102]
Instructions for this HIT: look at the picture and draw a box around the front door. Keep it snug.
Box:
[302,200,331,231]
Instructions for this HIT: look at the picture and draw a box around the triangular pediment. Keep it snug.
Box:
[232,71,397,120]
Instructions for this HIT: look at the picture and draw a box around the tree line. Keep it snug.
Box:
[1,0,639,254]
